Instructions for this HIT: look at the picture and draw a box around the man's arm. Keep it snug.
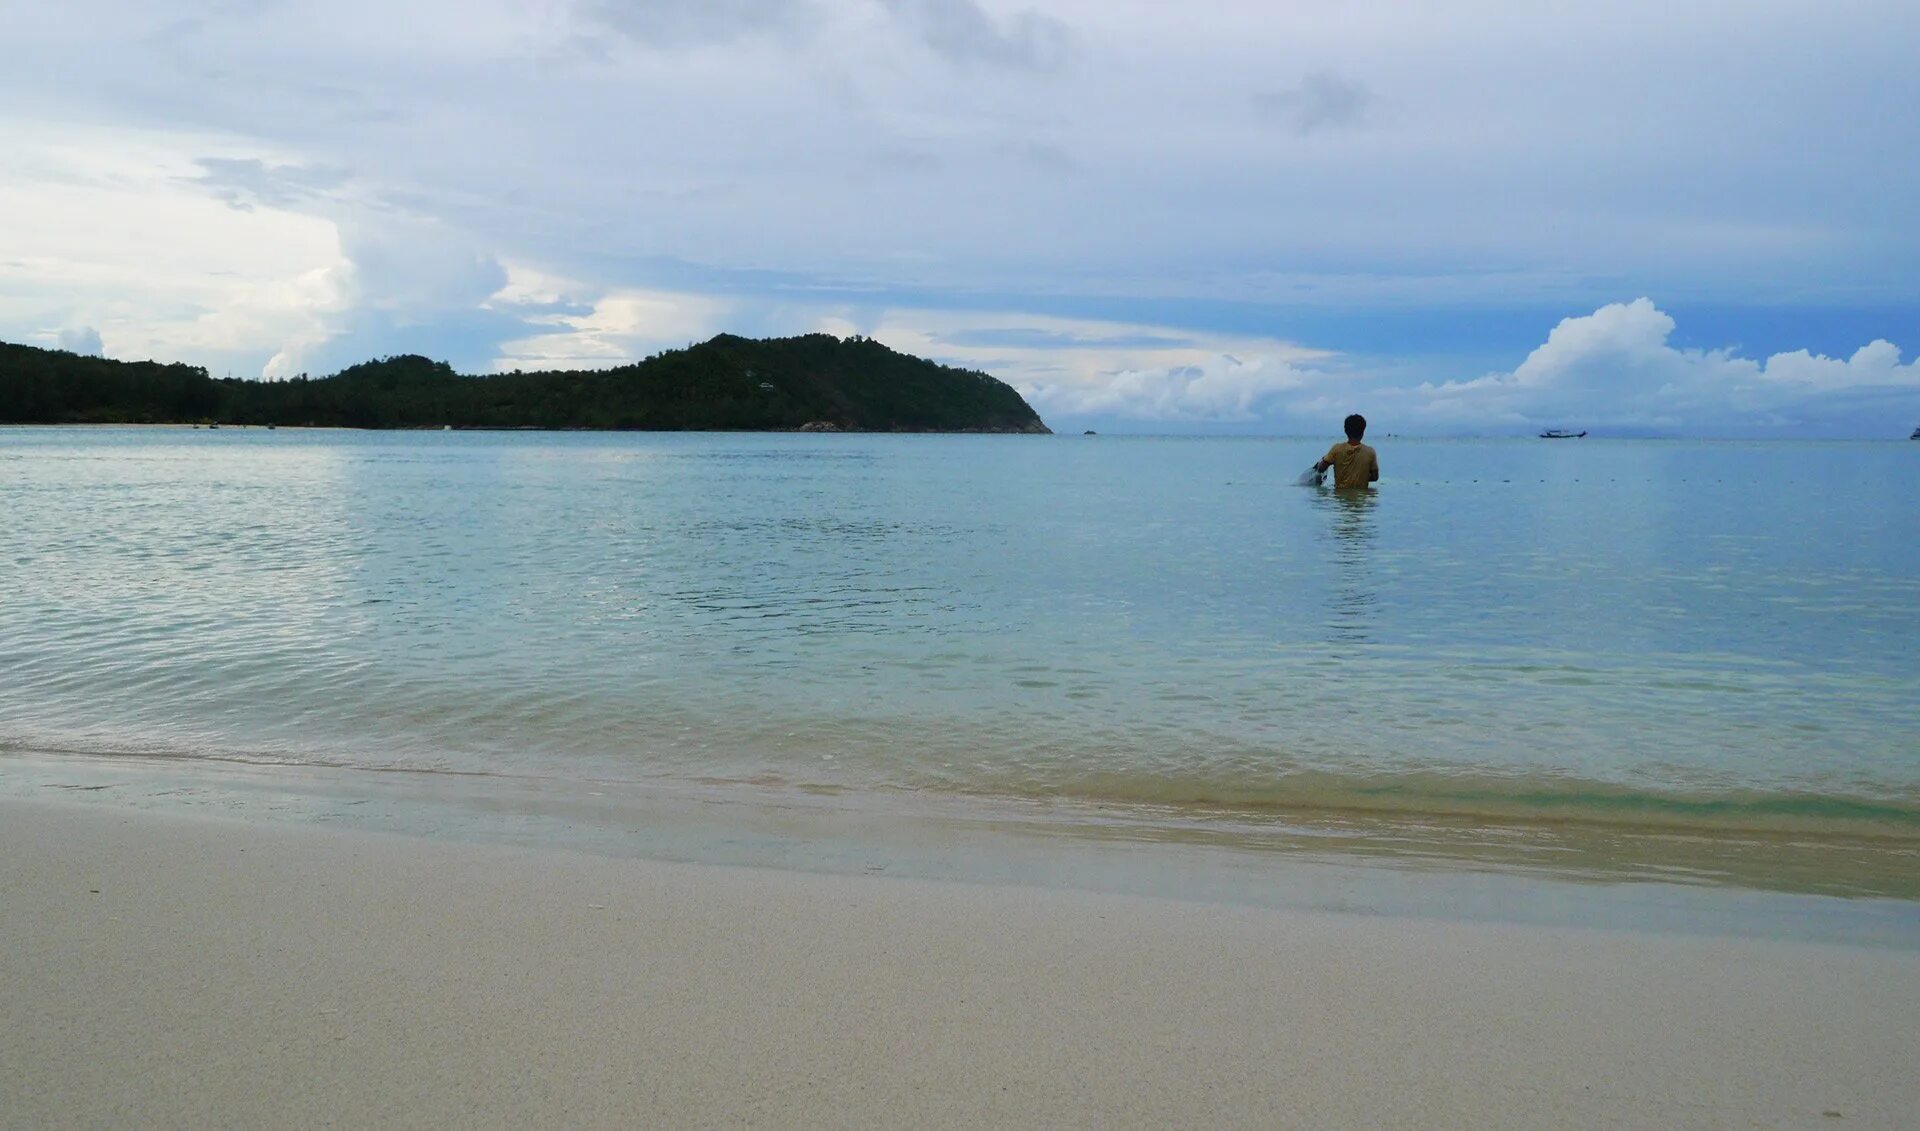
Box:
[1314,445,1339,474]
[1369,449,1380,482]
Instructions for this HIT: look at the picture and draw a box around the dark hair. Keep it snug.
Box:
[1344,413,1367,441]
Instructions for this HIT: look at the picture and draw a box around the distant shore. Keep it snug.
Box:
[0,421,1056,433]
[5,795,1918,1127]
[0,334,1053,433]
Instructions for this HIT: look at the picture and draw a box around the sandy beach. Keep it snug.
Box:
[2,797,1915,1128]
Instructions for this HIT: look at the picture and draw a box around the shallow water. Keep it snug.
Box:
[4,428,1917,895]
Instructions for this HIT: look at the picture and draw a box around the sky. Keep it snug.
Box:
[2,0,1917,435]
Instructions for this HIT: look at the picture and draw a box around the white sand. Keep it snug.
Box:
[3,797,1915,1129]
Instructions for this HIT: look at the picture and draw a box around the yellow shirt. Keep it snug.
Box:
[1321,441,1378,489]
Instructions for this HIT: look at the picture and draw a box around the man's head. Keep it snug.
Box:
[1344,413,1367,442]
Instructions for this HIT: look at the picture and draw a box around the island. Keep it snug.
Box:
[0,333,1051,433]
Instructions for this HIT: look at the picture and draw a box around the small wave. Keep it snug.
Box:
[926,767,1920,843]
[10,730,1916,844]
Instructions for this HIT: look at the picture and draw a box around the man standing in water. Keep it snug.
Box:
[1315,414,1380,488]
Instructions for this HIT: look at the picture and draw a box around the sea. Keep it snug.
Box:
[4,427,1918,934]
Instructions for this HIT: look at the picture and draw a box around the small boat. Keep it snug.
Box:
[1538,429,1586,439]
[1911,426,1919,440]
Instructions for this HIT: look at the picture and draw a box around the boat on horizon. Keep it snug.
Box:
[1911,425,1919,439]
[1538,429,1587,439]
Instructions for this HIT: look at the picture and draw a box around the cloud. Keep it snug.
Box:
[1026,356,1315,422]
[1253,72,1372,135]
[184,152,553,377]
[878,0,1072,70]
[938,327,1194,350]
[477,287,1920,433]
[577,0,1072,68]
[0,118,532,379]
[822,307,1329,423]
[6,0,1916,324]
[282,215,518,376]
[488,267,733,369]
[510,292,1914,433]
[580,0,813,48]
[1400,299,1920,434]
[0,119,348,375]
[4,0,1917,429]
[1756,339,1915,390]
[58,326,103,356]
[192,158,350,211]
[993,138,1076,171]
[867,144,946,175]
[476,272,1328,421]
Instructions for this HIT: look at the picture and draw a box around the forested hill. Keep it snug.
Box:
[0,334,1052,433]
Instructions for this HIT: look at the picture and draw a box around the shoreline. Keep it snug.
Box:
[5,795,1918,1127]
[6,749,1919,949]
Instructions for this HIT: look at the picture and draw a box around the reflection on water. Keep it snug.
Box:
[1314,487,1378,644]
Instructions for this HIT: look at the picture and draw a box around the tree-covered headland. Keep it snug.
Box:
[0,334,1051,433]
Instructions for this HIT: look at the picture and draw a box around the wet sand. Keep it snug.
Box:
[3,796,1916,1128]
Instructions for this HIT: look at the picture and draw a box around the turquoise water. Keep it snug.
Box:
[4,428,1918,892]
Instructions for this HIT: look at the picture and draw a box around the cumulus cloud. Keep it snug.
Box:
[288,217,516,375]
[488,267,733,369]
[478,276,1327,422]
[1402,299,1920,434]
[57,326,104,356]
[826,308,1328,423]
[0,119,347,375]
[0,118,531,378]
[1253,72,1372,134]
[480,290,1918,434]
[1756,339,1915,390]
[1025,356,1315,422]
[187,153,539,376]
